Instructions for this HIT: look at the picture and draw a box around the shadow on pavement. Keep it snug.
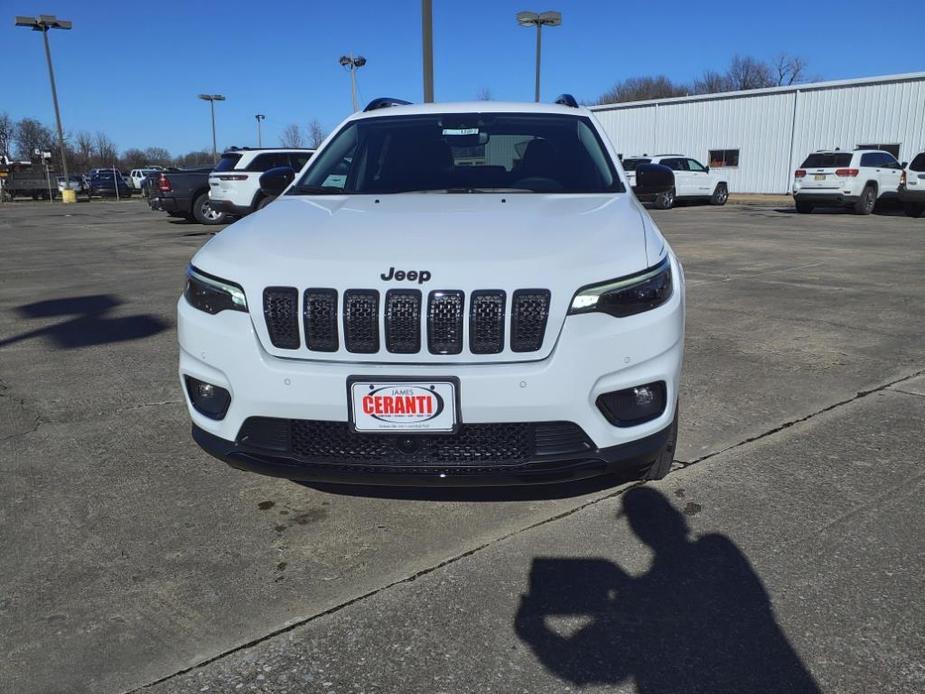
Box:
[514,487,820,693]
[0,294,169,349]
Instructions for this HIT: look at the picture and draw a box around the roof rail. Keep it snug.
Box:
[553,93,578,108]
[364,97,412,112]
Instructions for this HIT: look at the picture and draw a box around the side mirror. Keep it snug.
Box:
[704,166,710,173]
[901,162,908,169]
[259,166,295,196]
[633,163,674,196]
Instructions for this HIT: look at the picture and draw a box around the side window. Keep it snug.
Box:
[246,153,290,172]
[882,154,900,170]
[859,152,880,167]
[686,159,707,173]
[289,153,313,170]
[660,158,682,171]
[910,153,925,172]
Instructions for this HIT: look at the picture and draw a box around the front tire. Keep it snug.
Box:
[642,406,679,481]
[904,202,925,218]
[192,192,227,225]
[710,182,728,206]
[654,188,675,210]
[853,185,876,215]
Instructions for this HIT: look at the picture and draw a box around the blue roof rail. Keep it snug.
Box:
[554,94,579,108]
[364,98,412,112]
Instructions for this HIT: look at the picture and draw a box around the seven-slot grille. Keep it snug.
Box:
[262,287,551,355]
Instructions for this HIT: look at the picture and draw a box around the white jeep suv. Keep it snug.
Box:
[208,148,315,216]
[793,149,902,214]
[179,97,685,486]
[622,154,728,209]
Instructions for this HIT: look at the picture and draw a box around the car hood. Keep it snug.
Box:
[192,193,659,363]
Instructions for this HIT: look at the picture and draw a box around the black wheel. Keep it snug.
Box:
[654,188,675,210]
[642,405,679,481]
[904,203,925,218]
[795,200,814,214]
[192,192,227,225]
[256,195,274,210]
[710,182,728,206]
[853,185,876,215]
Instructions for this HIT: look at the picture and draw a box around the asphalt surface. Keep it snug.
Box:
[1,198,923,693]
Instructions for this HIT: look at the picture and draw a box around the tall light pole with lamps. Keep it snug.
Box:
[255,114,266,147]
[338,54,367,112]
[198,94,225,164]
[15,15,72,192]
[516,11,561,102]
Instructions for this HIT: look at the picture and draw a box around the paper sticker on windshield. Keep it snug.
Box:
[442,128,479,136]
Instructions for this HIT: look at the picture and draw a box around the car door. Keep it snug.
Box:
[685,158,713,196]
[659,158,689,196]
[878,153,902,196]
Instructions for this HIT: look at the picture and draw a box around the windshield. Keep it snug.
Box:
[801,153,852,168]
[291,112,623,194]
[621,158,651,171]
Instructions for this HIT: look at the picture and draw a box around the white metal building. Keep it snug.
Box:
[590,72,925,194]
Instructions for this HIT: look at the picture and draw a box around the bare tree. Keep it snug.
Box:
[597,76,688,105]
[121,148,148,170]
[14,118,55,160]
[0,112,13,157]
[725,55,776,91]
[93,132,119,167]
[280,123,305,148]
[475,87,493,101]
[143,146,172,167]
[174,150,213,168]
[307,119,326,148]
[71,131,95,172]
[773,53,808,86]
[693,70,731,95]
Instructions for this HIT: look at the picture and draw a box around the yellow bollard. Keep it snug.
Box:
[61,189,77,204]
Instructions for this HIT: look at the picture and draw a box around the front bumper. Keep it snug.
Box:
[192,419,673,486]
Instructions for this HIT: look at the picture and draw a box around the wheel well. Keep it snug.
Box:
[864,180,878,194]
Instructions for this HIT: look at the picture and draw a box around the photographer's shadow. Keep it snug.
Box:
[515,487,820,693]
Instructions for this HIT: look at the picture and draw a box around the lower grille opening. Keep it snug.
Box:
[237,418,594,468]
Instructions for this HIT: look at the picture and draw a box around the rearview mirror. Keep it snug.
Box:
[633,164,674,196]
[259,166,295,196]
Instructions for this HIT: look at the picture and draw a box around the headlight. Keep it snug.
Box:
[184,265,248,314]
[569,256,672,318]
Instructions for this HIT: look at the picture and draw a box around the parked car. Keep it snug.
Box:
[179,96,683,486]
[792,148,902,214]
[208,147,314,215]
[899,151,925,218]
[89,171,132,198]
[622,154,728,209]
[56,175,91,201]
[2,167,57,200]
[148,168,228,224]
[129,167,163,190]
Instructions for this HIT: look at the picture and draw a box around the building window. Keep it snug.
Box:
[709,149,740,168]
[857,143,901,159]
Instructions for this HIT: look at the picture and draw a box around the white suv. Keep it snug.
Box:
[899,151,925,218]
[129,167,162,190]
[622,154,728,209]
[179,98,685,486]
[208,148,314,216]
[793,149,902,214]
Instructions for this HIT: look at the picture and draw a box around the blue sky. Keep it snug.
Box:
[6,0,924,155]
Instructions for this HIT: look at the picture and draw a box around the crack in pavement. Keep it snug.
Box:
[127,365,924,692]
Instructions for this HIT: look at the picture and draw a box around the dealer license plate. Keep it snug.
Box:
[814,174,826,181]
[349,379,459,433]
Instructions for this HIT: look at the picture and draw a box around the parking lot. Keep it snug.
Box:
[1,199,923,693]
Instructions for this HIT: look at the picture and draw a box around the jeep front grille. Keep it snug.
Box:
[263,287,551,356]
[263,287,300,349]
[343,289,380,353]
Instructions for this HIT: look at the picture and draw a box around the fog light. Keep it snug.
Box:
[596,381,666,427]
[184,376,231,420]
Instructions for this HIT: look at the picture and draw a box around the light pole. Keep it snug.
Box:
[255,114,266,147]
[198,94,225,164]
[422,0,434,102]
[338,54,367,112]
[516,10,562,102]
[15,15,72,189]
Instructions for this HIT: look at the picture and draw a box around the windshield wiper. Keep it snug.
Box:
[404,187,536,194]
[287,184,345,196]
